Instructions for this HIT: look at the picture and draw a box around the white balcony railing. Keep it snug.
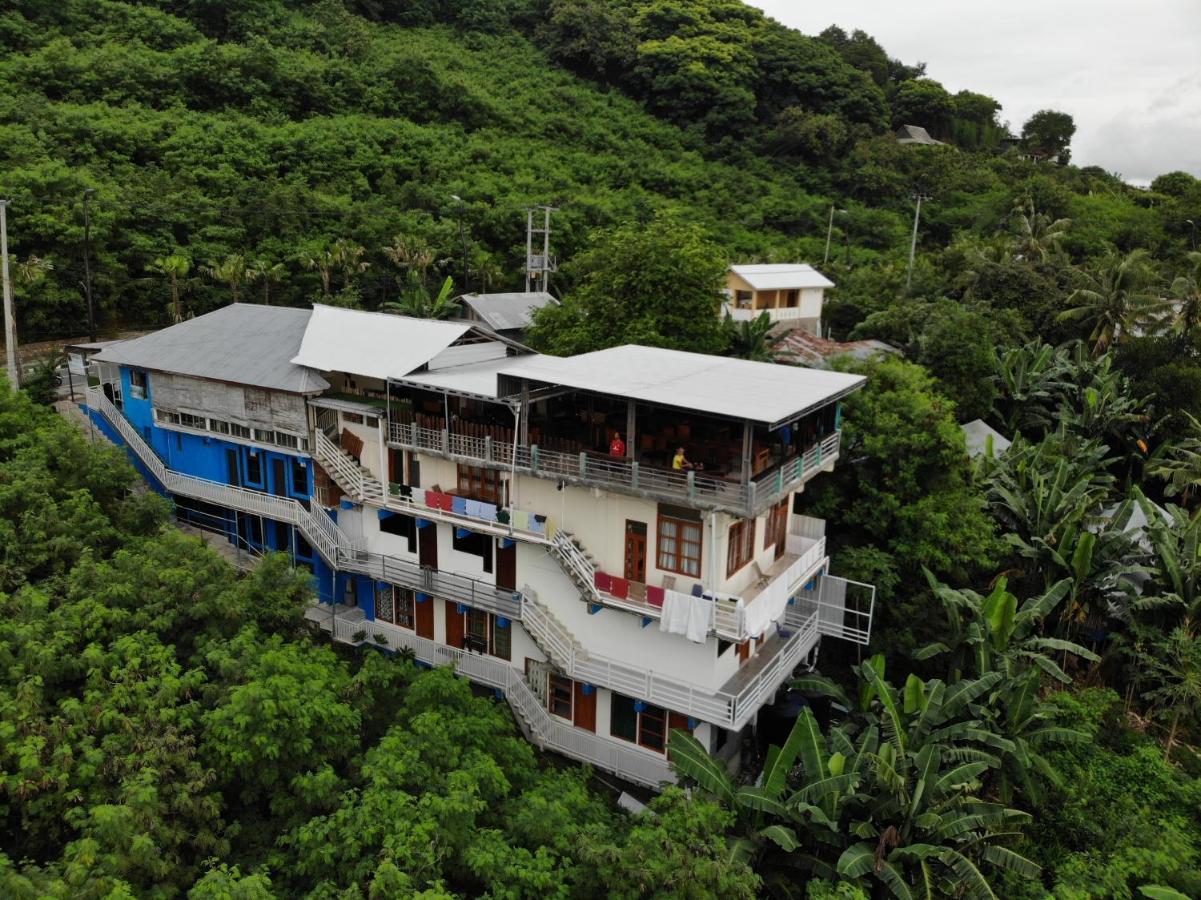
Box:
[388,421,840,517]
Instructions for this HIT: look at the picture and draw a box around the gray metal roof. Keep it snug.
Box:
[500,345,865,426]
[729,264,834,291]
[896,124,945,146]
[94,304,328,393]
[459,291,558,331]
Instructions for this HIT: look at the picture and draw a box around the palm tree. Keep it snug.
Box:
[301,246,338,299]
[150,253,191,322]
[1149,412,1201,507]
[381,234,438,280]
[991,342,1073,435]
[724,312,785,361]
[16,255,53,285]
[1010,199,1071,264]
[201,254,249,304]
[1168,250,1201,341]
[333,238,369,288]
[382,272,459,319]
[1133,492,1201,634]
[248,259,286,305]
[1057,249,1167,356]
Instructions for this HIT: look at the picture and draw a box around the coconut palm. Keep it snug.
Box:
[333,238,369,287]
[381,234,438,280]
[248,259,286,305]
[1057,249,1168,356]
[1168,250,1201,341]
[724,312,785,361]
[150,253,191,321]
[1148,412,1201,507]
[201,254,249,304]
[301,246,338,299]
[1010,198,1071,264]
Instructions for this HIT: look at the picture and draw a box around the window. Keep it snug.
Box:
[245,451,263,485]
[275,431,299,449]
[291,457,308,495]
[229,423,251,439]
[491,616,511,661]
[450,606,509,658]
[785,289,799,308]
[549,674,574,720]
[453,528,493,573]
[466,609,489,650]
[210,419,230,434]
[380,512,417,553]
[610,693,668,752]
[726,518,756,577]
[376,586,414,629]
[155,409,180,425]
[657,511,702,578]
[254,428,274,443]
[735,289,753,310]
[457,464,502,503]
[129,370,147,399]
[179,412,206,430]
[343,412,364,425]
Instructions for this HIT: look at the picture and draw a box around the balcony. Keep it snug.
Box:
[388,419,839,517]
[722,302,814,324]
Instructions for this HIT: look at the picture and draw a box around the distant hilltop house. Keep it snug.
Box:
[456,291,558,341]
[723,263,834,335]
[895,124,945,146]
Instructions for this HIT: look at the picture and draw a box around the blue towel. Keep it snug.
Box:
[480,503,498,522]
[530,516,545,534]
[465,499,483,519]
[452,496,468,515]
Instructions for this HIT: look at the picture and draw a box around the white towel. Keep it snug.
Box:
[744,579,791,639]
[686,597,711,644]
[659,590,691,637]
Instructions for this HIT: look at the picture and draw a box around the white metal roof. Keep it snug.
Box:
[399,355,528,400]
[501,345,864,425]
[729,264,835,291]
[94,305,328,393]
[292,305,473,381]
[961,419,1012,459]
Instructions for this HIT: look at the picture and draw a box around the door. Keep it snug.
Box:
[496,541,517,591]
[624,521,647,583]
[769,500,788,561]
[419,523,438,570]
[225,449,240,486]
[271,458,287,497]
[444,600,464,648]
[389,448,403,485]
[668,711,691,747]
[573,682,596,732]
[415,595,434,639]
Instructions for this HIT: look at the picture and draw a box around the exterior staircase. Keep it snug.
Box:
[549,530,601,602]
[313,429,385,503]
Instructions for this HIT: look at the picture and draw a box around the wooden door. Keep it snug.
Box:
[624,521,647,583]
[573,682,596,732]
[271,458,287,497]
[388,448,403,485]
[444,600,464,648]
[737,640,750,663]
[496,541,517,591]
[770,500,788,561]
[415,595,434,639]
[419,524,438,570]
[668,711,691,746]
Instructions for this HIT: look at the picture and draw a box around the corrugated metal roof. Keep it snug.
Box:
[961,419,1012,458]
[729,264,835,291]
[291,305,473,381]
[93,305,328,393]
[460,291,558,331]
[399,355,529,399]
[501,345,864,426]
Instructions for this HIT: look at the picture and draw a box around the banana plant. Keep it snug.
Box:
[1132,493,1201,635]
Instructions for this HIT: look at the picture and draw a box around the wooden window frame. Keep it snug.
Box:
[549,673,574,720]
[456,464,503,504]
[726,518,756,577]
[452,605,509,659]
[610,693,672,755]
[376,586,415,629]
[656,514,702,579]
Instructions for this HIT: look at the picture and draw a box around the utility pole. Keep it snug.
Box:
[823,206,846,266]
[82,189,96,342]
[906,193,931,291]
[451,194,468,292]
[0,200,16,392]
[525,205,558,293]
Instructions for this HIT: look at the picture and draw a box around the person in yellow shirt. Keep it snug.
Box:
[672,446,693,471]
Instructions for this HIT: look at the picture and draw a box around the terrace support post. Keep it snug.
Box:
[519,382,530,445]
[626,399,636,459]
[484,435,492,462]
[579,451,587,478]
[740,420,753,483]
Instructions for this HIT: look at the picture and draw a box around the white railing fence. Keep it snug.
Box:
[794,574,876,646]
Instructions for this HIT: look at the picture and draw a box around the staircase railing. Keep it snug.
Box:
[550,531,600,601]
[313,428,384,501]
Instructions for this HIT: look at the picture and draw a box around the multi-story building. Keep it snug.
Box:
[84,303,875,788]
[723,263,834,333]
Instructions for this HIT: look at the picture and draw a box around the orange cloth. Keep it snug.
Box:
[609,437,626,457]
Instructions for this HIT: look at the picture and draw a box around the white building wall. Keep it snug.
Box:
[799,288,824,320]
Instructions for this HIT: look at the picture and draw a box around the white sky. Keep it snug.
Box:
[749,0,1201,185]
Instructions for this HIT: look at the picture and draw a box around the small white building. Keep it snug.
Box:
[724,264,834,335]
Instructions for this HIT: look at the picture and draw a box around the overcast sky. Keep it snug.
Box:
[749,0,1201,185]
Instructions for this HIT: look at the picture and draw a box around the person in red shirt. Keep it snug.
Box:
[609,431,626,458]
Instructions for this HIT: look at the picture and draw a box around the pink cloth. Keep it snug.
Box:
[594,571,613,593]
